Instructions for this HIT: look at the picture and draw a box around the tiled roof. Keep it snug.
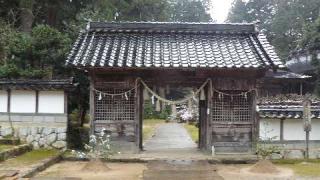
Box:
[258,105,320,119]
[264,70,311,79]
[66,22,284,69]
[258,94,320,119]
[0,79,76,90]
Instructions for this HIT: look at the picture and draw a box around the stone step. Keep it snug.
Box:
[143,169,223,180]
[0,138,20,145]
[0,144,32,162]
[147,160,215,171]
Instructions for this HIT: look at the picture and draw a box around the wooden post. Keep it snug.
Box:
[7,89,11,113]
[280,118,284,141]
[199,91,207,150]
[206,83,212,151]
[251,90,258,152]
[135,81,143,151]
[89,78,95,135]
[64,91,68,114]
[35,90,39,113]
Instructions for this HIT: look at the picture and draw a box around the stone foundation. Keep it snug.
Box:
[0,113,67,150]
[266,141,320,159]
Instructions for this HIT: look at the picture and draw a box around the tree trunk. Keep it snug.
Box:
[19,0,34,34]
[79,106,87,127]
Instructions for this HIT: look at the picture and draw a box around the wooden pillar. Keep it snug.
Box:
[64,91,68,114]
[251,90,258,151]
[89,78,95,135]
[7,89,11,113]
[206,84,212,151]
[280,118,284,141]
[199,93,207,150]
[135,81,143,150]
[35,90,39,113]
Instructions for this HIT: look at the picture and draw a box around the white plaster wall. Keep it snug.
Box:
[38,91,64,113]
[310,119,320,140]
[11,90,36,113]
[283,119,305,140]
[259,119,281,140]
[0,90,8,112]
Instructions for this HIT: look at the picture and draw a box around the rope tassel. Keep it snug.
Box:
[200,89,205,100]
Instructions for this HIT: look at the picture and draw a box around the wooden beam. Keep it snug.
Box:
[64,91,68,114]
[89,78,95,135]
[206,84,213,151]
[35,90,39,113]
[134,80,143,151]
[280,118,284,141]
[7,89,11,113]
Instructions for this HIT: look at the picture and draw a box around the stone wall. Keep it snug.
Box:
[265,141,320,159]
[0,113,67,150]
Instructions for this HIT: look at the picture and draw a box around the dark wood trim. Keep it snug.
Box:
[89,78,95,135]
[7,89,11,113]
[35,90,39,113]
[206,84,213,151]
[251,90,257,152]
[280,118,284,141]
[64,91,68,114]
[134,81,143,151]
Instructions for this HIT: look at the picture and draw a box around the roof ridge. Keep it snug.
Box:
[87,21,257,34]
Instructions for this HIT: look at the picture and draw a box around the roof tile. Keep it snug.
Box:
[67,22,284,69]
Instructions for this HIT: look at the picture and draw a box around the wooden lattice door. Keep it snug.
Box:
[93,87,136,142]
[211,91,254,153]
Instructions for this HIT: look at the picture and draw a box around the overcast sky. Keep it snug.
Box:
[210,0,234,23]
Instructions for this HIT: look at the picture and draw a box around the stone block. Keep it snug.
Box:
[38,127,44,134]
[33,116,44,123]
[10,115,21,122]
[32,141,40,149]
[55,116,67,123]
[52,141,66,149]
[44,116,55,123]
[1,127,13,136]
[45,133,57,145]
[39,138,45,147]
[43,127,54,135]
[18,127,29,137]
[20,116,33,122]
[30,127,39,135]
[0,115,9,121]
[26,135,34,144]
[56,127,67,133]
[286,150,304,159]
[57,133,66,141]
[34,134,41,142]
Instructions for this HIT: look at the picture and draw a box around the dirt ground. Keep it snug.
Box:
[35,161,147,180]
[34,161,320,180]
[217,164,294,180]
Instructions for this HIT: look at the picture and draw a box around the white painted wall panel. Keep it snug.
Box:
[283,119,305,140]
[310,119,320,140]
[38,91,64,113]
[259,119,281,140]
[0,90,8,112]
[11,90,36,113]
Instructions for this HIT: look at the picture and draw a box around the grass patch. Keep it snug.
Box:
[143,119,165,141]
[183,123,199,143]
[6,149,59,166]
[0,145,15,152]
[273,159,320,177]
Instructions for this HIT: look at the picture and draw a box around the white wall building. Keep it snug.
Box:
[0,79,75,149]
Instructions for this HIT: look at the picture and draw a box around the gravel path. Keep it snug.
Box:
[144,123,197,151]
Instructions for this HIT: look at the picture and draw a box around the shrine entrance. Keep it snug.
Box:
[89,70,258,153]
[66,22,283,154]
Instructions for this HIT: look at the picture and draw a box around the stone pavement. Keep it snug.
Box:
[143,160,223,180]
[143,123,197,151]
